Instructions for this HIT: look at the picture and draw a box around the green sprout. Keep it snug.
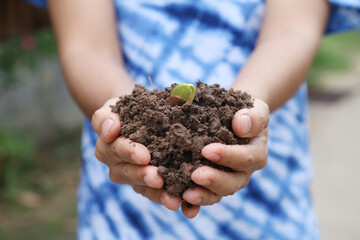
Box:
[171,83,196,102]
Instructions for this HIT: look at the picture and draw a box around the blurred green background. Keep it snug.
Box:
[0,29,81,240]
[0,2,360,239]
[1,1,82,238]
[309,31,360,85]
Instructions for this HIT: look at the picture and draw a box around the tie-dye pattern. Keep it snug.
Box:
[25,0,360,239]
[80,1,317,239]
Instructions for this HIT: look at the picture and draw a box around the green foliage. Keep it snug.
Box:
[308,31,360,86]
[0,29,57,90]
[0,128,37,199]
[0,29,58,200]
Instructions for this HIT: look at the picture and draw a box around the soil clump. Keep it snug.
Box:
[111,81,253,196]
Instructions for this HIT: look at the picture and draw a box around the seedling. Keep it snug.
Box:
[165,83,196,106]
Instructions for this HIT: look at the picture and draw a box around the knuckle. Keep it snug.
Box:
[112,138,131,161]
[121,164,131,182]
[135,186,154,201]
[225,173,248,196]
[91,110,101,130]
[109,169,120,184]
[217,144,227,158]
[256,146,268,170]
[234,152,255,171]
[245,153,256,169]
[205,170,216,183]
[214,196,222,204]
[226,185,239,196]
[94,147,105,163]
[92,109,100,120]
[121,164,139,184]
[208,195,222,205]
[260,116,268,129]
[235,180,243,192]
[132,185,143,194]
[242,177,250,189]
[142,186,152,198]
[261,128,269,139]
[264,116,270,128]
[258,155,268,170]
[111,141,118,154]
[255,99,270,129]
[113,140,126,159]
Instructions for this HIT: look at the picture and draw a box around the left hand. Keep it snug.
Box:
[181,98,269,216]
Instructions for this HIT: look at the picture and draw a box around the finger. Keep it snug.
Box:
[161,192,182,211]
[91,98,121,143]
[110,165,164,189]
[182,186,222,206]
[202,130,268,172]
[112,137,151,165]
[132,186,181,211]
[95,137,150,166]
[191,166,250,196]
[181,202,200,219]
[232,98,269,138]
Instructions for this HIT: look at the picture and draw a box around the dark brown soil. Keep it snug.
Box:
[111,81,253,197]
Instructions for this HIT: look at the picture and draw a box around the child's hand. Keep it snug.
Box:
[91,97,269,218]
[91,99,199,217]
[181,98,269,209]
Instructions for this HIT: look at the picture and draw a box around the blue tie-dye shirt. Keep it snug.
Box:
[27,0,360,239]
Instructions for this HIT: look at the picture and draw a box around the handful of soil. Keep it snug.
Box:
[111,81,253,196]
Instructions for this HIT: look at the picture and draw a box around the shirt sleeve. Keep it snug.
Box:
[25,0,47,8]
[326,0,360,33]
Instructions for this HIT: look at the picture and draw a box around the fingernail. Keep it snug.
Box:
[240,115,251,135]
[203,148,220,161]
[200,180,211,187]
[193,198,202,205]
[101,119,114,138]
[205,152,220,161]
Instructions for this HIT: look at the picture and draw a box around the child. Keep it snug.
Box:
[27,0,360,239]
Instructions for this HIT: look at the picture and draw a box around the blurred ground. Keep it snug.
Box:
[0,130,80,240]
[310,59,360,240]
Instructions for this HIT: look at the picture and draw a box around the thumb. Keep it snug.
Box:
[232,98,269,138]
[91,98,121,143]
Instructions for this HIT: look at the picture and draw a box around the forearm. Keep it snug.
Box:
[231,33,320,112]
[232,0,329,112]
[60,47,134,118]
[47,0,134,118]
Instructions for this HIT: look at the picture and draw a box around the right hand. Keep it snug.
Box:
[91,98,200,218]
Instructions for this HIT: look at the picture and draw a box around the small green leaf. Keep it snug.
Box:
[171,83,196,102]
[187,84,196,101]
